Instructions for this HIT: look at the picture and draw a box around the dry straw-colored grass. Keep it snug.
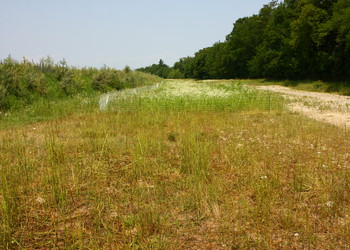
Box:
[1,80,350,248]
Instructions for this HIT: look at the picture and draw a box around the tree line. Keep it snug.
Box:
[138,0,350,82]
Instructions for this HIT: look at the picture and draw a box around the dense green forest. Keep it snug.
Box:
[0,56,161,111]
[138,0,350,81]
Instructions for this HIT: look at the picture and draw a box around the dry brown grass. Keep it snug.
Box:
[1,107,350,248]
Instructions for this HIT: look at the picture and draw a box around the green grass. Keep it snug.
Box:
[245,79,350,95]
[0,93,99,129]
[0,56,162,112]
[1,80,350,248]
[107,79,284,112]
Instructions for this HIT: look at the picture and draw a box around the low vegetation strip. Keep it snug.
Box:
[104,80,284,112]
[99,82,161,110]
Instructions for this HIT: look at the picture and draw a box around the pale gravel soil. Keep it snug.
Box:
[256,85,350,128]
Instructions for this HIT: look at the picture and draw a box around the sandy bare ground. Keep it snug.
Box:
[256,85,350,128]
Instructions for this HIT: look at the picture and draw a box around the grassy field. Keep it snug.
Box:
[1,80,350,248]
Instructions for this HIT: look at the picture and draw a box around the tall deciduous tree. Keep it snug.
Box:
[139,0,350,82]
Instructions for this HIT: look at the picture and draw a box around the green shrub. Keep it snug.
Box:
[0,56,162,112]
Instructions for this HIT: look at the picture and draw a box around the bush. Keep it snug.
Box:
[0,56,162,112]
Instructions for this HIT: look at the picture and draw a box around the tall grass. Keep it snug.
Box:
[1,80,350,248]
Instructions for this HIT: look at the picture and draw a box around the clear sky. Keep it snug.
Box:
[0,0,270,69]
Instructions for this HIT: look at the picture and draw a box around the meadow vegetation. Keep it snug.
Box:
[1,79,349,248]
[0,56,161,113]
[106,80,283,113]
[0,56,161,129]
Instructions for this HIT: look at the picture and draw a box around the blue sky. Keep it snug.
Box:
[0,0,270,69]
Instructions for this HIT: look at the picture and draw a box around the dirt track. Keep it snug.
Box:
[256,85,350,128]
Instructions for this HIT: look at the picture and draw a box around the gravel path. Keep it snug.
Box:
[256,85,350,128]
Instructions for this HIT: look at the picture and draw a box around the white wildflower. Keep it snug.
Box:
[326,201,334,207]
[35,196,45,204]
[110,211,119,218]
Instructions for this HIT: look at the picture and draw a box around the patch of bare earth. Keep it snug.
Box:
[256,85,350,127]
